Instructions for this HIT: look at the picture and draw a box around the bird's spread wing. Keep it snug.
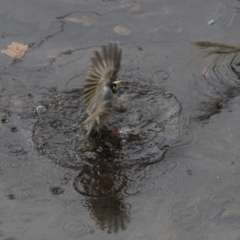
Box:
[82,42,122,109]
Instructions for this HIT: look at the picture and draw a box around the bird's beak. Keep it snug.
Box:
[114,79,122,85]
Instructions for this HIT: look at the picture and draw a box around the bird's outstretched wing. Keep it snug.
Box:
[82,42,122,109]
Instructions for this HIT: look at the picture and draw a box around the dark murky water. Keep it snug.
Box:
[1,0,240,239]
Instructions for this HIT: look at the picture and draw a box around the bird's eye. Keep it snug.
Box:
[112,84,116,90]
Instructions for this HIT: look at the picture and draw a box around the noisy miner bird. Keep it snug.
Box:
[81,42,127,135]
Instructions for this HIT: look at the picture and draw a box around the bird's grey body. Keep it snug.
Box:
[81,42,126,134]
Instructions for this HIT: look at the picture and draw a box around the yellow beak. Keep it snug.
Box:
[114,79,122,85]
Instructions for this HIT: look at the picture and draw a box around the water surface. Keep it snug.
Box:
[1,0,240,239]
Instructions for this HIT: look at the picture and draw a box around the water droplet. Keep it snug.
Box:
[50,186,64,195]
[1,118,9,124]
[208,19,215,25]
[63,220,87,233]
[7,194,15,200]
[147,142,156,148]
[9,145,23,154]
[186,169,193,175]
[11,127,18,132]
[61,173,73,184]
[36,105,46,114]
[163,92,172,98]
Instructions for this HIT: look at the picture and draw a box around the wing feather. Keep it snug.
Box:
[82,42,122,108]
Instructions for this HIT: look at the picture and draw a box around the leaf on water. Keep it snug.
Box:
[1,42,28,59]
[65,16,98,26]
[11,97,23,107]
[131,3,140,12]
[113,26,131,35]
[178,27,183,33]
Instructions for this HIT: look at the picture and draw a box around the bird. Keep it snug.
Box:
[81,42,127,135]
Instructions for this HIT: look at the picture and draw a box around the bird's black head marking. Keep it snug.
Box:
[108,82,117,94]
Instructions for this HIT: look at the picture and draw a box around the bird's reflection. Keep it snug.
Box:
[73,132,131,233]
[82,195,131,233]
[33,88,134,233]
